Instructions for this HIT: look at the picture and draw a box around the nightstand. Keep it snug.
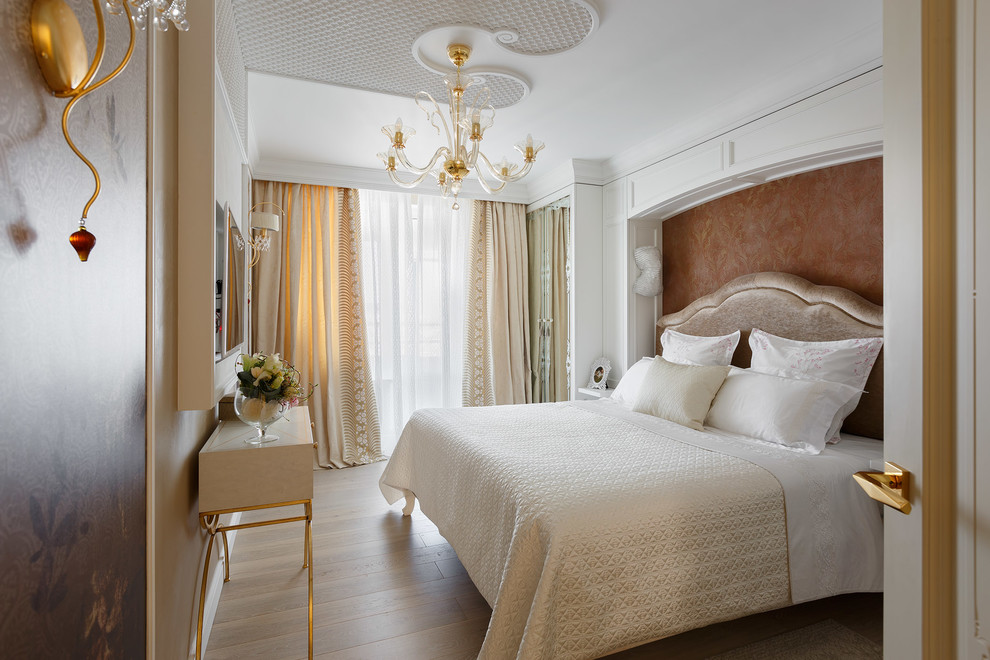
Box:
[577,387,613,400]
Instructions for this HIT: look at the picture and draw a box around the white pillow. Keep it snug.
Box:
[632,357,730,431]
[706,368,862,454]
[749,328,883,442]
[660,328,741,366]
[610,357,655,408]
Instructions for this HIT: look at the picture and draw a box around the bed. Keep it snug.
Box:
[379,272,885,659]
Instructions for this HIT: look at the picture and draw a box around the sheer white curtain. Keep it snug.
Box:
[359,190,469,454]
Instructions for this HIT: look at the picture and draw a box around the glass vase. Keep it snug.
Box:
[233,390,285,444]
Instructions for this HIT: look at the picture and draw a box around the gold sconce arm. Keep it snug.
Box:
[853,462,912,514]
[30,0,188,261]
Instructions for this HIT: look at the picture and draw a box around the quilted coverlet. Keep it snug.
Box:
[379,400,883,659]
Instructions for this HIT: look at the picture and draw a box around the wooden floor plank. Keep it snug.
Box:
[214,561,448,624]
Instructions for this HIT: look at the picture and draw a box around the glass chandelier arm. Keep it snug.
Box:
[500,158,535,182]
[474,166,507,195]
[415,92,452,145]
[476,152,533,183]
[464,87,495,132]
[393,145,448,175]
[386,167,435,189]
[466,139,481,169]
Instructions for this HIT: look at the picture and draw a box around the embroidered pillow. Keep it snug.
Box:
[706,368,862,454]
[749,328,883,442]
[632,357,729,430]
[660,328,740,366]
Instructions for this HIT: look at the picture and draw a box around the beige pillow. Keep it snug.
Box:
[632,357,730,430]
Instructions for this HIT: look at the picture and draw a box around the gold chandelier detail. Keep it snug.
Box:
[378,44,544,210]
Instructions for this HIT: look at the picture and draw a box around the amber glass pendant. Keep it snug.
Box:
[69,225,96,261]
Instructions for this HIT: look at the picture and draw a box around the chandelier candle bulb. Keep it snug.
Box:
[378,42,543,207]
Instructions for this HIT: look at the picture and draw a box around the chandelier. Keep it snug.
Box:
[378,44,544,210]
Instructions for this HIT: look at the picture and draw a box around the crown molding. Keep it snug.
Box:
[523,158,605,204]
[251,158,532,203]
[601,22,883,184]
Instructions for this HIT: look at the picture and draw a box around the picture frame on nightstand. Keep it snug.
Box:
[587,357,611,390]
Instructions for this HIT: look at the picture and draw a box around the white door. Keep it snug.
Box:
[881,0,927,652]
[956,0,990,656]
[883,0,989,657]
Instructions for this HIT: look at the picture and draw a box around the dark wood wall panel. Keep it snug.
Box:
[0,2,147,656]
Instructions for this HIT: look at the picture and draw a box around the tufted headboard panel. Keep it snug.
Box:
[656,272,883,439]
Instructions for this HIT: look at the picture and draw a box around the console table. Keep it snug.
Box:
[197,406,315,659]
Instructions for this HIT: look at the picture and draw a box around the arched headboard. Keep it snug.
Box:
[656,272,883,439]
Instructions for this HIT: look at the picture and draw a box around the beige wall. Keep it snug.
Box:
[149,28,218,659]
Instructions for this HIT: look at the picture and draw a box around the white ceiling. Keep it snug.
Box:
[238,1,882,193]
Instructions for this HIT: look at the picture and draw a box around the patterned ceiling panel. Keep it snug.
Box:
[228,0,596,108]
[217,0,248,146]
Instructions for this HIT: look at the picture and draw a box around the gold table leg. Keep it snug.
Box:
[196,514,220,660]
[195,502,314,659]
[306,500,314,659]
[220,529,230,582]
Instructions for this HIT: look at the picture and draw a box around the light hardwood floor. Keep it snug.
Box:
[206,461,881,659]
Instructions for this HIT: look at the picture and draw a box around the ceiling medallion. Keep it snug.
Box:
[378,43,543,210]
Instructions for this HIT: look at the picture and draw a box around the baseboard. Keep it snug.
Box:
[188,511,242,659]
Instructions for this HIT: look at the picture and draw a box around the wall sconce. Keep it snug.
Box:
[236,202,282,268]
[632,245,662,297]
[29,0,189,261]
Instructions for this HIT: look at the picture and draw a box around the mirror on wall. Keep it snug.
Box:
[527,195,571,402]
[224,209,245,354]
[215,202,245,361]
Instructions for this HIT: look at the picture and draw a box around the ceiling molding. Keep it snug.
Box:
[524,158,604,203]
[251,158,532,204]
[601,21,883,184]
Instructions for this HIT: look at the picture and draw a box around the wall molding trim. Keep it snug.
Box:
[622,69,883,222]
[524,158,605,209]
[600,24,882,185]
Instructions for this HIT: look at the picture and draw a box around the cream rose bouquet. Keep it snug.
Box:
[235,352,315,425]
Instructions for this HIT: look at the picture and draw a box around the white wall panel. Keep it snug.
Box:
[570,184,604,396]
[215,76,244,223]
[629,220,662,366]
[728,76,882,172]
[616,69,882,222]
[603,179,626,226]
[603,222,627,383]
[628,142,724,218]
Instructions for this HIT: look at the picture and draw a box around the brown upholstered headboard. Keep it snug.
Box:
[656,272,883,439]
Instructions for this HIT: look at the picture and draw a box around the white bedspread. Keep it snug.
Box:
[379,400,883,660]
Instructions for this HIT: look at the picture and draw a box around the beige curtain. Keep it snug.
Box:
[463,200,531,406]
[527,204,571,403]
[252,181,383,468]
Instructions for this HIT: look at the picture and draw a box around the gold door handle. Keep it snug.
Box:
[854,462,912,514]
